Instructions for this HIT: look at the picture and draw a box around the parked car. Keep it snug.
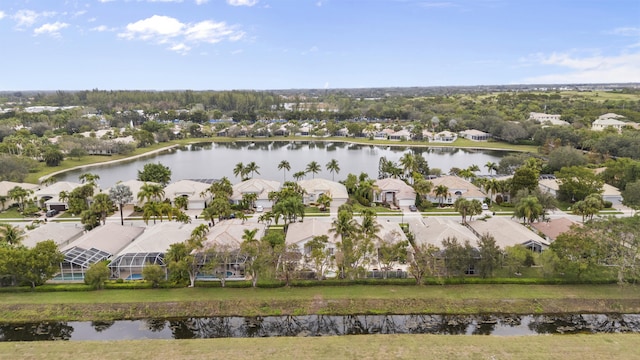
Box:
[46,209,59,217]
[481,203,489,210]
[409,205,418,212]
[255,205,264,213]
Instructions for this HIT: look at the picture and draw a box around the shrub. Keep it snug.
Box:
[84,261,110,290]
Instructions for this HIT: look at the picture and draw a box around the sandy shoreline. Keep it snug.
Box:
[38,144,179,183]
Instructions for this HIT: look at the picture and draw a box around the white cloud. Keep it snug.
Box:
[12,9,56,28]
[195,0,210,4]
[33,22,69,37]
[0,11,6,20]
[418,2,457,8]
[609,27,640,37]
[227,0,258,6]
[119,15,244,54]
[91,25,115,32]
[523,51,640,84]
[119,15,185,41]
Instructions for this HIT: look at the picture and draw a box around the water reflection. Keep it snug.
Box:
[1,314,639,341]
[57,140,511,188]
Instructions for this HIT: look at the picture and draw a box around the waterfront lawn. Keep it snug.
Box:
[0,334,637,360]
[2,284,639,306]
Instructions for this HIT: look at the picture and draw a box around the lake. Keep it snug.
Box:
[1,314,638,341]
[56,141,512,188]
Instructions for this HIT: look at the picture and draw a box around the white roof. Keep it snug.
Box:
[106,180,160,205]
[22,223,85,249]
[374,178,416,201]
[428,176,485,198]
[202,220,265,249]
[61,223,145,255]
[231,178,280,201]
[0,181,39,196]
[114,222,198,255]
[164,180,211,201]
[408,217,478,248]
[35,182,83,197]
[298,178,348,200]
[466,217,549,249]
[286,218,337,245]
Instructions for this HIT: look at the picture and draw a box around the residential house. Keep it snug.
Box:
[591,113,637,132]
[34,181,84,211]
[163,180,212,210]
[529,112,569,126]
[0,181,39,209]
[466,217,550,252]
[459,129,491,141]
[425,176,486,205]
[373,178,416,209]
[298,178,349,209]
[22,223,85,249]
[431,131,457,143]
[231,178,281,210]
[106,180,161,207]
[408,217,479,248]
[530,217,578,242]
[109,222,198,280]
[388,129,411,141]
[58,223,145,281]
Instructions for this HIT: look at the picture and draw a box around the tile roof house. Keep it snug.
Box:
[163,180,212,210]
[425,176,486,205]
[530,217,579,242]
[466,217,550,252]
[34,181,84,211]
[0,181,39,209]
[231,178,281,210]
[298,178,349,208]
[408,217,479,248]
[373,178,416,208]
[105,180,161,207]
[459,129,491,141]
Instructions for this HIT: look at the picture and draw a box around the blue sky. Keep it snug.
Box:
[1,0,639,91]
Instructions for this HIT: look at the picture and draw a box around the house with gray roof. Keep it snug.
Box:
[373,178,416,209]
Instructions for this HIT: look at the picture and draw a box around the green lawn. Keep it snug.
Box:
[1,334,638,360]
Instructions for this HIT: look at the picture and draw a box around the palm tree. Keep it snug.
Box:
[137,183,165,204]
[514,196,543,224]
[233,162,247,180]
[434,185,450,207]
[306,161,321,179]
[293,171,306,181]
[246,161,260,179]
[0,196,7,211]
[277,160,291,182]
[79,173,100,187]
[108,183,133,226]
[91,193,114,225]
[0,223,25,245]
[8,186,32,213]
[326,159,340,181]
[485,161,498,175]
[399,152,416,182]
[174,196,188,210]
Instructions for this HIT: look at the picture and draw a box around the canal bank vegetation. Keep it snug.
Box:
[1,333,638,360]
[1,284,639,322]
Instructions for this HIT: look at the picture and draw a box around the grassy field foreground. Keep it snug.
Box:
[1,284,640,322]
[0,334,638,360]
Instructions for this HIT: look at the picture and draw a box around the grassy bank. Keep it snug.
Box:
[1,334,639,360]
[1,284,639,322]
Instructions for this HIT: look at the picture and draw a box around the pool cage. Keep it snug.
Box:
[57,246,112,281]
[195,249,248,281]
[109,252,165,280]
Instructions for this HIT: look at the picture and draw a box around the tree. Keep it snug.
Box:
[293,171,306,181]
[8,186,33,213]
[137,162,171,186]
[109,183,133,226]
[511,162,540,196]
[434,185,449,207]
[622,180,640,211]
[245,161,260,178]
[306,161,321,178]
[277,160,291,182]
[305,235,333,280]
[514,196,543,224]
[485,161,498,175]
[476,233,501,278]
[43,147,64,167]
[0,223,25,246]
[408,242,440,285]
[326,159,340,181]
[233,162,249,180]
[142,201,163,224]
[377,232,408,279]
[142,263,166,288]
[399,153,417,182]
[547,146,587,172]
[555,165,603,202]
[174,196,188,210]
[441,237,475,278]
[79,173,100,187]
[572,193,604,223]
[454,198,482,224]
[504,245,530,276]
[137,183,165,204]
[90,193,114,226]
[240,228,267,287]
[84,261,110,289]
[316,193,332,211]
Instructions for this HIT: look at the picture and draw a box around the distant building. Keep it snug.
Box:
[459,129,491,141]
[529,112,569,126]
[591,113,637,132]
